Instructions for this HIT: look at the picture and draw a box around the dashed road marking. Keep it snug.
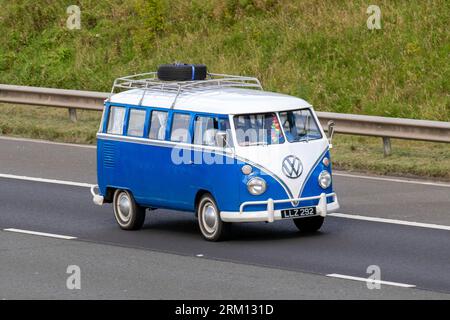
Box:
[4,228,77,240]
[334,172,450,188]
[329,212,450,231]
[0,173,93,188]
[2,173,450,232]
[327,273,416,288]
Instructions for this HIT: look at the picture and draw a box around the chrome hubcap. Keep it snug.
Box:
[117,193,131,222]
[202,203,218,234]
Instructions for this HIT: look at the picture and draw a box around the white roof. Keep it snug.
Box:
[108,88,311,115]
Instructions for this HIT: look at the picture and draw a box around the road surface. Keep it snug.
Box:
[0,136,449,299]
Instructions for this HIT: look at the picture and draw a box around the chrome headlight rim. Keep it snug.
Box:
[247,177,267,195]
[318,170,332,189]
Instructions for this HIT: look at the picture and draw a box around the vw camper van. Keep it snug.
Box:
[91,64,339,241]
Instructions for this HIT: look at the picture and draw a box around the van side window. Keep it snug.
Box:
[194,116,219,146]
[170,113,191,143]
[127,109,146,137]
[107,106,126,135]
[149,110,168,140]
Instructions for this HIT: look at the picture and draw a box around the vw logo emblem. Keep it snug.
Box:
[282,155,303,179]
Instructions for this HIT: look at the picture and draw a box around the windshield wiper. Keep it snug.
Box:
[245,141,268,146]
[304,113,311,142]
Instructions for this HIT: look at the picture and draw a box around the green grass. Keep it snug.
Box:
[1,104,449,180]
[0,0,449,120]
[331,135,450,180]
[0,104,100,144]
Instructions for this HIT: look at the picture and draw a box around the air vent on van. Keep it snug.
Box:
[103,142,115,168]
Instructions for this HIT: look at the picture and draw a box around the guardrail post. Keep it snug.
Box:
[68,108,77,122]
[382,137,391,157]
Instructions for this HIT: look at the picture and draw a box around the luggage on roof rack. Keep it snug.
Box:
[157,63,207,81]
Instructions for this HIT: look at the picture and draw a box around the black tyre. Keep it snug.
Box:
[113,189,146,230]
[293,216,324,233]
[197,193,230,241]
[157,63,207,81]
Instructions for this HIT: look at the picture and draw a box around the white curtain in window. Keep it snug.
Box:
[157,112,167,140]
[108,107,125,135]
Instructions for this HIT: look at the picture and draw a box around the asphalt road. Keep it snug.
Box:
[0,136,450,299]
[2,230,447,299]
[1,135,449,224]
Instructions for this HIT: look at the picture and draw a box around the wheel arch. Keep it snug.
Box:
[194,189,214,216]
[103,187,116,203]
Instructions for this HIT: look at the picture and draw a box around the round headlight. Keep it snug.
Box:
[318,170,332,189]
[247,177,267,195]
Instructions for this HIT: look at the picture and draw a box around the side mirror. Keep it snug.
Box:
[215,131,228,148]
[327,120,335,148]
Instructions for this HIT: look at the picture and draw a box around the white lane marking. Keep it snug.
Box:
[0,135,96,149]
[334,172,450,188]
[329,212,450,231]
[0,136,448,186]
[1,173,449,232]
[4,228,77,240]
[0,173,94,188]
[196,254,204,257]
[1,136,448,186]
[327,273,416,288]
[0,135,448,186]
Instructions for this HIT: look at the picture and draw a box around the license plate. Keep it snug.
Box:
[281,207,316,219]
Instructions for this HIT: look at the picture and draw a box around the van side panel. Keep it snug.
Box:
[97,137,241,212]
[98,138,187,209]
[190,149,240,212]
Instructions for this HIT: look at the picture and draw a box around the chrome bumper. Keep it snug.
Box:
[220,193,339,223]
[91,185,104,206]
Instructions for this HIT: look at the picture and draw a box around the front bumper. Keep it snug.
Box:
[220,193,339,223]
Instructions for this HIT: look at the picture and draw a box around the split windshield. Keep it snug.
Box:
[233,109,322,147]
[279,109,322,143]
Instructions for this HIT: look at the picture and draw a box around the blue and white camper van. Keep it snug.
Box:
[91,64,339,241]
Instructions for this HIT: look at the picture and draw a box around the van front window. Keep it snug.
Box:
[233,113,284,146]
[279,109,322,142]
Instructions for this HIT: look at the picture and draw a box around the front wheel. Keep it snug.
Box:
[197,194,230,241]
[113,189,146,230]
[293,216,324,233]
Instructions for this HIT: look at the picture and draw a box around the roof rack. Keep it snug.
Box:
[109,72,263,108]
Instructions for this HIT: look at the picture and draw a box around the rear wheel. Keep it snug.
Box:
[197,193,230,241]
[293,216,324,233]
[113,189,146,230]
